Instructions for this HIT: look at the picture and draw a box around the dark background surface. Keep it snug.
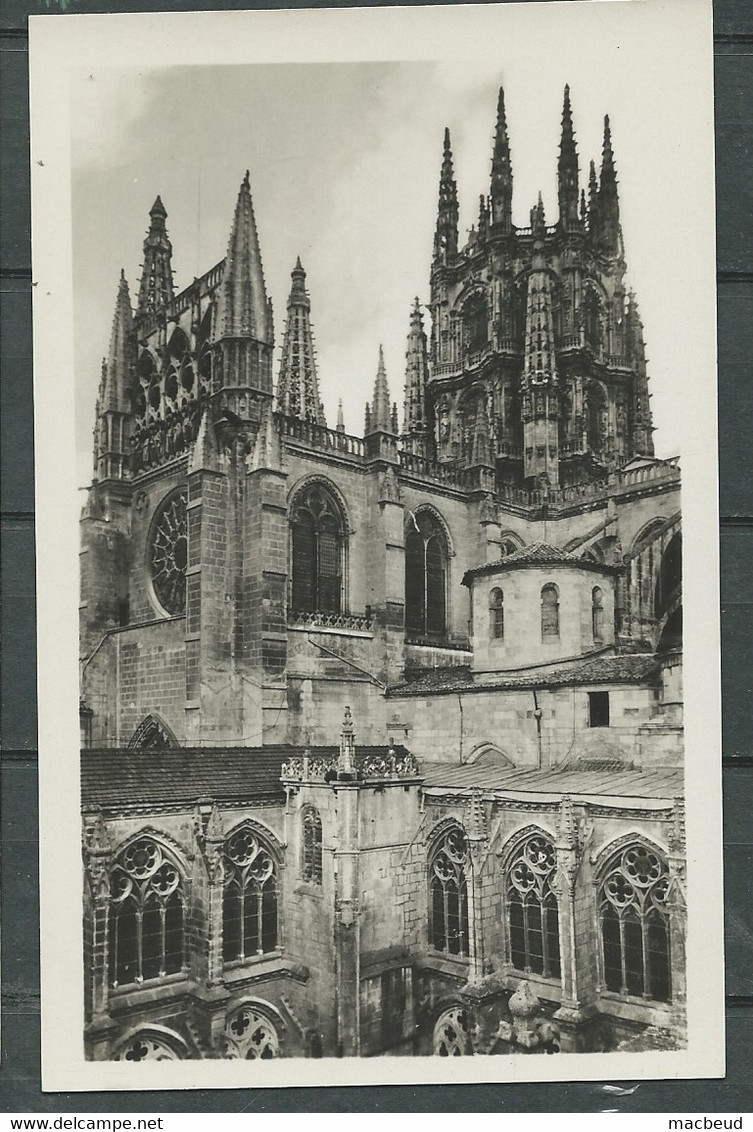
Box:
[1,0,752,1113]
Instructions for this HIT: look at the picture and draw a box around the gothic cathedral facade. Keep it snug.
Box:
[80,87,685,1061]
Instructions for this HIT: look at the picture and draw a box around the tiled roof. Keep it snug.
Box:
[389,653,660,697]
[463,541,620,582]
[81,744,409,811]
[421,761,682,805]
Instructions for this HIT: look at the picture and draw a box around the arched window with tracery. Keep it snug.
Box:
[113,1031,185,1062]
[405,510,449,639]
[541,583,560,639]
[108,838,186,988]
[290,483,345,614]
[222,1004,280,1059]
[429,826,469,957]
[592,585,604,642]
[301,806,323,885]
[433,1006,470,1056]
[506,833,561,979]
[599,842,671,1001]
[464,294,488,354]
[489,587,504,639]
[586,382,607,454]
[222,826,278,964]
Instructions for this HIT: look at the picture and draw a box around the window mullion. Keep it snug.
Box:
[619,914,628,996]
[136,907,144,982]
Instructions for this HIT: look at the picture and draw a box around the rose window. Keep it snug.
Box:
[149,490,188,615]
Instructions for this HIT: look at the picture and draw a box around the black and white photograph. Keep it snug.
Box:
[29,0,724,1089]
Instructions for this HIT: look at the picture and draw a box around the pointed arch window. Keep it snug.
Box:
[222,1005,280,1059]
[600,842,671,1001]
[290,484,345,614]
[222,826,278,964]
[592,585,604,642]
[506,833,561,979]
[541,583,560,639]
[489,587,504,639]
[586,382,607,454]
[301,806,323,885]
[429,826,469,957]
[405,511,448,639]
[108,838,186,988]
[464,294,488,354]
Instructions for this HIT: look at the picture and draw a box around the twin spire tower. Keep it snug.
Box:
[93,84,653,492]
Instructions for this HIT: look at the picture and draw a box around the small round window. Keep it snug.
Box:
[149,489,187,615]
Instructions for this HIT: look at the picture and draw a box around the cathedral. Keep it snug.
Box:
[79,85,685,1061]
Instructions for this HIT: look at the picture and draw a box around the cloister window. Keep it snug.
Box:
[290,484,345,614]
[429,826,469,957]
[506,833,561,979]
[222,826,278,963]
[405,511,449,639]
[600,842,671,1002]
[489,588,504,639]
[541,583,560,639]
[113,1032,183,1061]
[108,838,186,988]
[222,1005,280,1059]
[301,806,323,885]
[592,586,604,642]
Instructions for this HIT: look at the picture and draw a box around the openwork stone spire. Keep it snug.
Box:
[490,86,513,232]
[557,84,580,232]
[99,270,134,414]
[276,257,326,425]
[596,115,621,256]
[94,270,135,480]
[367,345,393,434]
[137,196,174,316]
[402,298,430,453]
[219,170,273,342]
[433,128,459,261]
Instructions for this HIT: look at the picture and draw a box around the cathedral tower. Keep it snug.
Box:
[425,86,654,488]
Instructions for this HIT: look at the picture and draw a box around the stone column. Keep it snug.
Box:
[187,803,230,1056]
[333,707,361,1056]
[82,813,117,1059]
[552,797,594,1052]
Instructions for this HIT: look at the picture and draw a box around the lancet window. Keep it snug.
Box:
[222,826,278,963]
[599,842,671,1001]
[428,826,469,958]
[541,583,560,638]
[405,510,448,639]
[108,838,186,988]
[301,806,323,885]
[592,585,604,642]
[506,833,561,979]
[290,483,345,615]
[489,587,504,639]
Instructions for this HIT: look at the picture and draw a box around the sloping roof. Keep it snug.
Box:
[389,653,660,697]
[81,744,409,812]
[421,761,682,807]
[463,541,621,582]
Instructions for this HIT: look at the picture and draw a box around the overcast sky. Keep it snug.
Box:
[70,3,715,486]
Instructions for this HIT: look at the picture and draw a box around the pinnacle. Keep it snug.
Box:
[150,194,166,218]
